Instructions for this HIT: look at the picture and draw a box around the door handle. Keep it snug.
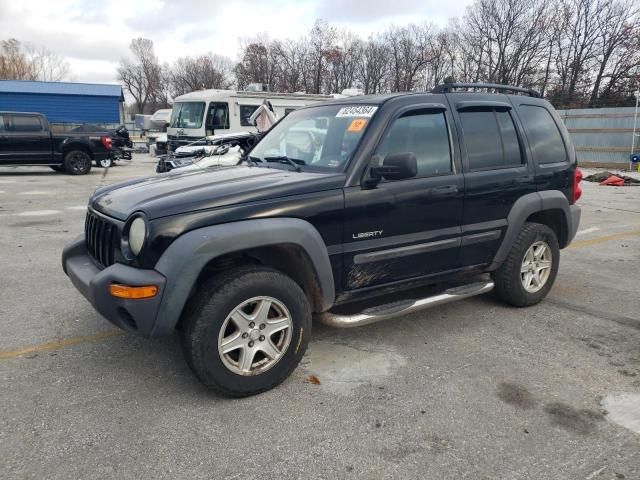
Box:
[431,185,458,197]
[515,176,532,184]
[536,173,554,180]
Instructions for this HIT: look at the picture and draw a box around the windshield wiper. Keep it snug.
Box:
[241,155,261,167]
[263,155,306,172]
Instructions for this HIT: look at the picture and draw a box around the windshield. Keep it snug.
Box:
[170,102,206,129]
[249,104,377,172]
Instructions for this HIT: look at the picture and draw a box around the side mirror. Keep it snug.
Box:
[375,152,418,181]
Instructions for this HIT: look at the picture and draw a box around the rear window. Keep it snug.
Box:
[459,109,523,170]
[10,115,43,132]
[518,105,567,165]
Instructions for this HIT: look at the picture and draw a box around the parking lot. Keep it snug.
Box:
[1,157,639,479]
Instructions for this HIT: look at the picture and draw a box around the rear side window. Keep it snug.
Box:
[459,109,523,170]
[10,115,43,132]
[377,110,452,177]
[240,105,259,127]
[518,105,567,164]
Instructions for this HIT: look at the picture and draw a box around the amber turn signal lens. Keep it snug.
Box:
[109,284,158,299]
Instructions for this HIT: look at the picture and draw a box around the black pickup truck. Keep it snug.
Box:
[0,111,113,174]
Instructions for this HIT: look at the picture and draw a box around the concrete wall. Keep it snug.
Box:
[557,107,638,167]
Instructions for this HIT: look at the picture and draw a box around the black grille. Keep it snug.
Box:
[85,210,118,267]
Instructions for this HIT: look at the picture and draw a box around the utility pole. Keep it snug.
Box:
[631,90,639,171]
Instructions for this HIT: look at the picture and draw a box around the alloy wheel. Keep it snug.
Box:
[217,296,293,376]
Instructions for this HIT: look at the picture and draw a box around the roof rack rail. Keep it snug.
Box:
[431,82,541,98]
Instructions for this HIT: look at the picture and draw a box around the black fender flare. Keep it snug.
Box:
[151,218,335,336]
[488,191,576,270]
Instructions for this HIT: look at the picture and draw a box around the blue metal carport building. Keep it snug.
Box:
[0,80,124,127]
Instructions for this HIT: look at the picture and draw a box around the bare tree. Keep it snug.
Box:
[589,1,640,103]
[0,38,70,81]
[357,37,390,94]
[553,0,605,103]
[234,36,281,91]
[23,43,71,81]
[118,38,161,113]
[172,54,234,96]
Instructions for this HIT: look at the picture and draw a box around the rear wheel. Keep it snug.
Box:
[64,150,92,175]
[97,157,114,168]
[492,222,559,307]
[180,266,311,397]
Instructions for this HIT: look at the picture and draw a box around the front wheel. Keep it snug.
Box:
[63,150,92,175]
[180,266,311,397]
[492,222,560,307]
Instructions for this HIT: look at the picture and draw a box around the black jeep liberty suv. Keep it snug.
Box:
[62,83,582,397]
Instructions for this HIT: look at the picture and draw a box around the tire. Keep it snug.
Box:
[49,165,64,172]
[96,157,114,168]
[64,150,92,175]
[492,222,560,307]
[180,266,312,397]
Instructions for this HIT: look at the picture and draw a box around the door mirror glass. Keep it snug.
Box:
[379,152,418,180]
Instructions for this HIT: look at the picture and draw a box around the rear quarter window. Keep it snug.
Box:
[518,105,567,165]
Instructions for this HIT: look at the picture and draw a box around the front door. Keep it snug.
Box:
[342,107,464,290]
[2,114,51,164]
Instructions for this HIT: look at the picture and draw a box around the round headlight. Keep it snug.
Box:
[128,217,146,256]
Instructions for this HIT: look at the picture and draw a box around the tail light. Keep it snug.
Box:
[571,168,583,204]
[101,136,113,150]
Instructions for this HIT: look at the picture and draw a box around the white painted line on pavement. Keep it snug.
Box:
[66,206,87,210]
[16,210,61,216]
[576,227,601,236]
[20,191,50,195]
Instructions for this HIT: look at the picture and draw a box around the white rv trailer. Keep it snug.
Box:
[166,89,333,149]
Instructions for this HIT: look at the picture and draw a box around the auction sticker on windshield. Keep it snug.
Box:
[347,119,368,132]
[336,106,378,117]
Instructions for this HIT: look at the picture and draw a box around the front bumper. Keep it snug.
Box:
[62,236,166,336]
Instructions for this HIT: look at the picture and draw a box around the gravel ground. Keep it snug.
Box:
[1,157,639,479]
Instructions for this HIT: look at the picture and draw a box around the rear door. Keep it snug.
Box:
[450,96,536,267]
[2,114,51,164]
[342,105,464,290]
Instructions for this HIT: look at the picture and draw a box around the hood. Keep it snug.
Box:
[91,165,344,220]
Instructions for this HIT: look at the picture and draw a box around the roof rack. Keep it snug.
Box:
[431,82,541,98]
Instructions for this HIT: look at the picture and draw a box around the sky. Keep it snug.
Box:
[0,0,473,85]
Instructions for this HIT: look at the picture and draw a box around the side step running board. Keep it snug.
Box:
[316,280,494,328]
